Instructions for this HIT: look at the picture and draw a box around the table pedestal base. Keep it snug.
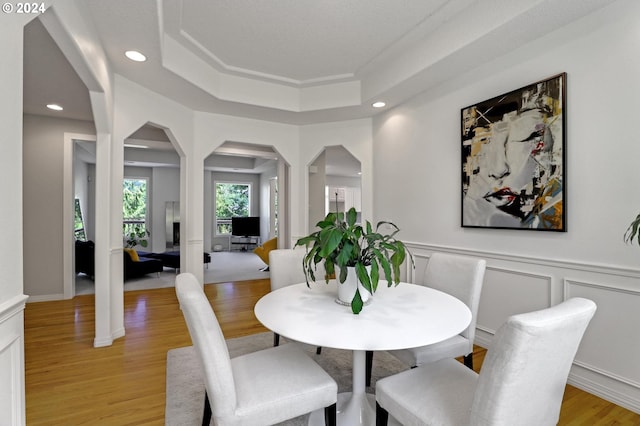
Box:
[308,393,400,426]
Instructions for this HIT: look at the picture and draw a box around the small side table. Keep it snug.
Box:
[229,236,260,251]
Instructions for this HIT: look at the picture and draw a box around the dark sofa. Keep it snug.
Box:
[75,240,163,280]
[144,251,211,272]
[75,240,95,279]
[123,249,163,280]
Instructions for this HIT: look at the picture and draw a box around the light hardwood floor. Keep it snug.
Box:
[25,280,640,425]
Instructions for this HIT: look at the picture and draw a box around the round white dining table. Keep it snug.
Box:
[254,280,472,426]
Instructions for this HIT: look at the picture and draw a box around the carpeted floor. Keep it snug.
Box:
[165,332,408,425]
[75,251,270,295]
[205,250,270,283]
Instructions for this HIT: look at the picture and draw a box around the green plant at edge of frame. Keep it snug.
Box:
[624,212,640,246]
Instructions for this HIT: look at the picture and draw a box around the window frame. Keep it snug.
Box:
[123,177,149,241]
[214,181,252,236]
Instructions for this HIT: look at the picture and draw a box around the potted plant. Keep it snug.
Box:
[295,206,414,314]
[624,212,640,246]
[124,225,150,249]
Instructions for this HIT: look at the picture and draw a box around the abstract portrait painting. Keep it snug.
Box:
[461,73,566,231]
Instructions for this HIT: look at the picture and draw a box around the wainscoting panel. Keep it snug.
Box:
[565,279,640,387]
[404,242,640,413]
[0,294,28,426]
[476,266,552,338]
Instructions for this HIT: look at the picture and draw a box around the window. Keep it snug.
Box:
[215,182,250,235]
[74,198,87,241]
[123,178,148,245]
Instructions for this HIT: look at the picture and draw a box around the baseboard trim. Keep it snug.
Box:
[93,336,113,347]
[25,293,64,303]
[569,367,640,414]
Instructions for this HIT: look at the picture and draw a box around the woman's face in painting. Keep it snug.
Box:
[466,109,556,215]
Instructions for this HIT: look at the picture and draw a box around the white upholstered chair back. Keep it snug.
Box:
[175,273,237,420]
[375,297,596,426]
[269,248,326,291]
[422,252,486,348]
[470,297,597,425]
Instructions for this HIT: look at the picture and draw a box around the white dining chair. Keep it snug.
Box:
[388,252,486,370]
[375,297,597,426]
[175,273,338,426]
[269,248,326,353]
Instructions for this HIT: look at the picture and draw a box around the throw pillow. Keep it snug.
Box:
[124,248,140,262]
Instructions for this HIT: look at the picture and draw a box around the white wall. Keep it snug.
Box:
[308,150,327,234]
[373,0,640,413]
[299,119,373,237]
[194,112,301,242]
[0,13,35,425]
[22,114,95,298]
[259,166,278,243]
[151,167,180,253]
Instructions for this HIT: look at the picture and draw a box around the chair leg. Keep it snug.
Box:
[316,346,322,355]
[463,353,473,370]
[324,402,337,426]
[273,332,280,347]
[376,402,389,426]
[202,391,212,426]
[366,350,373,387]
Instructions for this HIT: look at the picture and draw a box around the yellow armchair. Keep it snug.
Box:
[253,237,277,269]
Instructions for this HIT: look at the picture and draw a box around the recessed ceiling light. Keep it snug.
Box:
[125,50,147,62]
[372,101,386,108]
[46,104,63,111]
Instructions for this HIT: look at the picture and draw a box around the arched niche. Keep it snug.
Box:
[123,123,182,254]
[204,141,291,260]
[308,145,362,233]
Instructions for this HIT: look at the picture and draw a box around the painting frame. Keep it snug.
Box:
[461,73,566,232]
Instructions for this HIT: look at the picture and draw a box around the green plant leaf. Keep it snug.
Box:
[624,212,640,245]
[325,259,335,276]
[370,258,379,293]
[319,229,342,257]
[339,265,348,283]
[372,248,393,284]
[346,208,357,226]
[351,289,363,314]
[336,241,354,267]
[356,262,372,294]
[295,235,316,247]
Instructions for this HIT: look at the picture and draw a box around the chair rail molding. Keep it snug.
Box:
[404,242,640,279]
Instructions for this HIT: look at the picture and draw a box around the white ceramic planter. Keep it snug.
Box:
[337,266,371,306]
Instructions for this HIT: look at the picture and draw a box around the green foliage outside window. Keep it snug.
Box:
[123,178,149,247]
[74,198,86,241]
[216,183,250,234]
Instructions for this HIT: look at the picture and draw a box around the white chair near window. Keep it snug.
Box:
[375,297,597,426]
[175,273,338,426]
[269,248,326,353]
[387,252,487,370]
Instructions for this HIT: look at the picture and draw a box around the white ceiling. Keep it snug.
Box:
[169,0,457,84]
[22,0,617,170]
